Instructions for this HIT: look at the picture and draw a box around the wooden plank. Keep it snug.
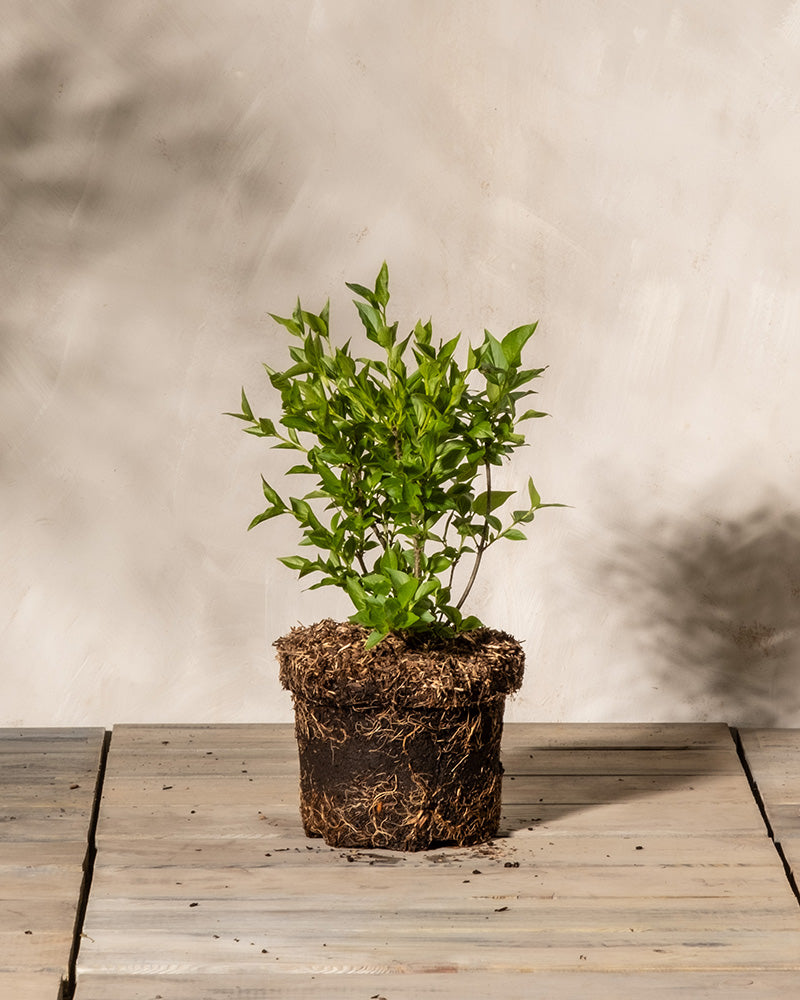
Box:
[503,772,753,804]
[739,728,800,882]
[97,771,750,807]
[107,724,296,750]
[737,728,800,750]
[0,727,105,992]
[76,929,800,973]
[89,832,784,870]
[92,796,766,841]
[0,842,92,869]
[84,861,800,906]
[75,722,800,995]
[0,971,66,1000]
[0,897,83,933]
[0,866,85,902]
[0,762,100,783]
[72,970,800,1000]
[760,804,800,831]
[502,748,743,775]
[501,723,736,750]
[0,728,104,748]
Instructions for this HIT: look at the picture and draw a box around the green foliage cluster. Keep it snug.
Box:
[230,264,560,648]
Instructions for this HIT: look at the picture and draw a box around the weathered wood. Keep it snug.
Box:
[74,723,800,998]
[71,969,800,1000]
[0,971,68,1000]
[84,863,800,907]
[739,727,800,881]
[0,727,105,996]
[502,747,744,774]
[75,929,800,974]
[88,830,782,872]
[501,722,736,750]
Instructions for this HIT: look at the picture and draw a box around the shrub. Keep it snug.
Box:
[230,263,560,647]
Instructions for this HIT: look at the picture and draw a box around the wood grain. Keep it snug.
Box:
[74,723,800,998]
[739,727,800,882]
[70,969,800,1000]
[0,727,106,999]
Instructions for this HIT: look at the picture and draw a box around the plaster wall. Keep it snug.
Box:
[3,1,800,726]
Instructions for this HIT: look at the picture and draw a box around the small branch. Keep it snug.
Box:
[441,509,457,593]
[455,459,492,611]
[370,518,390,554]
[411,515,423,578]
[348,460,389,559]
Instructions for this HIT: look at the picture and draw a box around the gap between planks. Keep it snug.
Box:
[73,723,800,994]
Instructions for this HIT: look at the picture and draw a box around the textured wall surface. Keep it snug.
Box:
[4,1,800,726]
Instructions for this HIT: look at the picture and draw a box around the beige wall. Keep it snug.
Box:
[4,1,800,726]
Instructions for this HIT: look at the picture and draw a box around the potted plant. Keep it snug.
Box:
[229,264,559,851]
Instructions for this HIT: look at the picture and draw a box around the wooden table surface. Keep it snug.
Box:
[0,727,105,1000]
[3,723,800,998]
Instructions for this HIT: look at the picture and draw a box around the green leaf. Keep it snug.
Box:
[364,629,386,649]
[414,319,432,348]
[501,322,537,365]
[345,577,367,611]
[503,528,527,541]
[353,300,385,345]
[528,478,541,508]
[374,261,390,308]
[362,574,392,596]
[427,554,451,574]
[380,547,399,572]
[247,506,284,530]
[345,281,378,306]
[472,489,516,516]
[471,421,493,440]
[278,555,312,571]
[519,409,548,421]
[410,394,429,426]
[260,477,284,508]
[414,579,439,601]
[269,313,303,337]
[484,331,507,370]
[301,310,328,336]
[386,568,413,591]
[258,417,277,436]
[438,334,460,364]
[240,388,254,421]
[397,578,418,606]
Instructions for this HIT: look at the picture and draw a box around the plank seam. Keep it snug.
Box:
[61,728,112,1000]
[732,726,800,908]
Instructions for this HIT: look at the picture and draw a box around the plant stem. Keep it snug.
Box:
[455,458,491,611]
[414,522,423,580]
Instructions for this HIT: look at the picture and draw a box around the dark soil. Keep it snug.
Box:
[275,620,525,851]
[275,618,524,708]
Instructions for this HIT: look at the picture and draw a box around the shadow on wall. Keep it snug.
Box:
[601,499,800,726]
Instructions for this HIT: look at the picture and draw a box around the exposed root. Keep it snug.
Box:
[275,619,524,709]
[292,696,507,851]
[277,620,523,852]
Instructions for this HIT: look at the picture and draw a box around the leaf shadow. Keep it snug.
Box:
[496,729,741,835]
[596,499,800,725]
